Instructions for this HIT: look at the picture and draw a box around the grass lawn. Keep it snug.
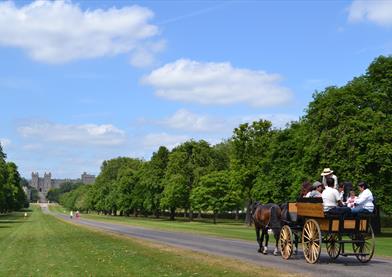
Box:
[0,205,294,277]
[50,205,392,258]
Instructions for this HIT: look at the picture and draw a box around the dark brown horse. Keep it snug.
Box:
[251,202,282,255]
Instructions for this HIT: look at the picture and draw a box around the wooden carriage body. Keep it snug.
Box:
[279,198,375,264]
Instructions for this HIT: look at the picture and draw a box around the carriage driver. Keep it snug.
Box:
[321,178,351,216]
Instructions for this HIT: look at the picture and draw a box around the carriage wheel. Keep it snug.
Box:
[325,233,341,260]
[279,225,293,260]
[302,219,322,264]
[352,225,375,263]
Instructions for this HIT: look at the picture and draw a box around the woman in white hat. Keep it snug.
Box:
[321,168,338,189]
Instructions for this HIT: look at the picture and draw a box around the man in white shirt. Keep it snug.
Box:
[351,181,374,215]
[321,168,338,189]
[322,178,351,216]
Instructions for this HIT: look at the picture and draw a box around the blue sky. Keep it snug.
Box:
[0,0,391,179]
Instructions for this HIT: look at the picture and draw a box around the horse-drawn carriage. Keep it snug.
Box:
[279,198,375,263]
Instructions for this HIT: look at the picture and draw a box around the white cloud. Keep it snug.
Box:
[130,40,166,68]
[159,109,227,133]
[22,143,44,151]
[18,122,126,146]
[142,132,189,150]
[142,59,293,107]
[0,138,11,147]
[348,0,392,26]
[0,1,160,64]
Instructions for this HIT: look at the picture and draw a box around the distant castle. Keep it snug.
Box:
[30,172,96,196]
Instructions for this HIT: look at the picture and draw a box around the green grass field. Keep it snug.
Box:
[50,205,392,258]
[0,206,293,277]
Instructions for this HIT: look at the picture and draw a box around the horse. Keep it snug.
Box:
[251,202,282,255]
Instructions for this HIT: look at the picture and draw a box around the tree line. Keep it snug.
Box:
[57,55,391,220]
[0,145,28,213]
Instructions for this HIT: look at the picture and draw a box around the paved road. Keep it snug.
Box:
[41,205,392,277]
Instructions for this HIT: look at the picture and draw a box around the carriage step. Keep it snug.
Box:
[341,253,369,256]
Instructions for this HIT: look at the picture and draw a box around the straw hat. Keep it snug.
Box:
[321,168,333,176]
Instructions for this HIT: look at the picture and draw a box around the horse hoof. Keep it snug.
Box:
[273,251,278,256]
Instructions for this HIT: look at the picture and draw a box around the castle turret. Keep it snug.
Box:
[30,172,39,190]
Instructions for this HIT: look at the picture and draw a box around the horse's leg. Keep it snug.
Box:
[260,228,267,254]
[256,226,262,253]
[273,229,279,256]
[263,228,269,254]
[294,232,299,255]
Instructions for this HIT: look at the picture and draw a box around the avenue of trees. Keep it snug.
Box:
[57,55,391,218]
[0,145,28,213]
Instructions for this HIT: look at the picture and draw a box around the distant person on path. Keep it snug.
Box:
[76,211,80,219]
[321,168,338,189]
[24,212,27,218]
[351,181,374,215]
[70,210,73,219]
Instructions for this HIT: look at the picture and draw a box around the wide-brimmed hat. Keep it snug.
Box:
[321,168,333,176]
[313,181,322,188]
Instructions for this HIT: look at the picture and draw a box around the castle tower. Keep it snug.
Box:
[43,172,52,194]
[31,172,39,190]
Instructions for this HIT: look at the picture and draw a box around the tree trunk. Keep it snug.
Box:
[189,209,193,221]
[235,209,239,221]
[213,212,217,224]
[170,207,175,220]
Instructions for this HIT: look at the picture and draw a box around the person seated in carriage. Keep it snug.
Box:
[299,181,312,199]
[305,181,323,198]
[321,177,351,216]
[338,183,345,202]
[351,181,374,215]
[346,190,357,208]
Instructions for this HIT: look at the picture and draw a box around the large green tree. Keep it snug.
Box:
[230,119,273,223]
[160,140,221,220]
[137,146,169,217]
[191,171,242,224]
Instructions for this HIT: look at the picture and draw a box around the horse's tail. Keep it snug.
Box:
[269,205,281,230]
